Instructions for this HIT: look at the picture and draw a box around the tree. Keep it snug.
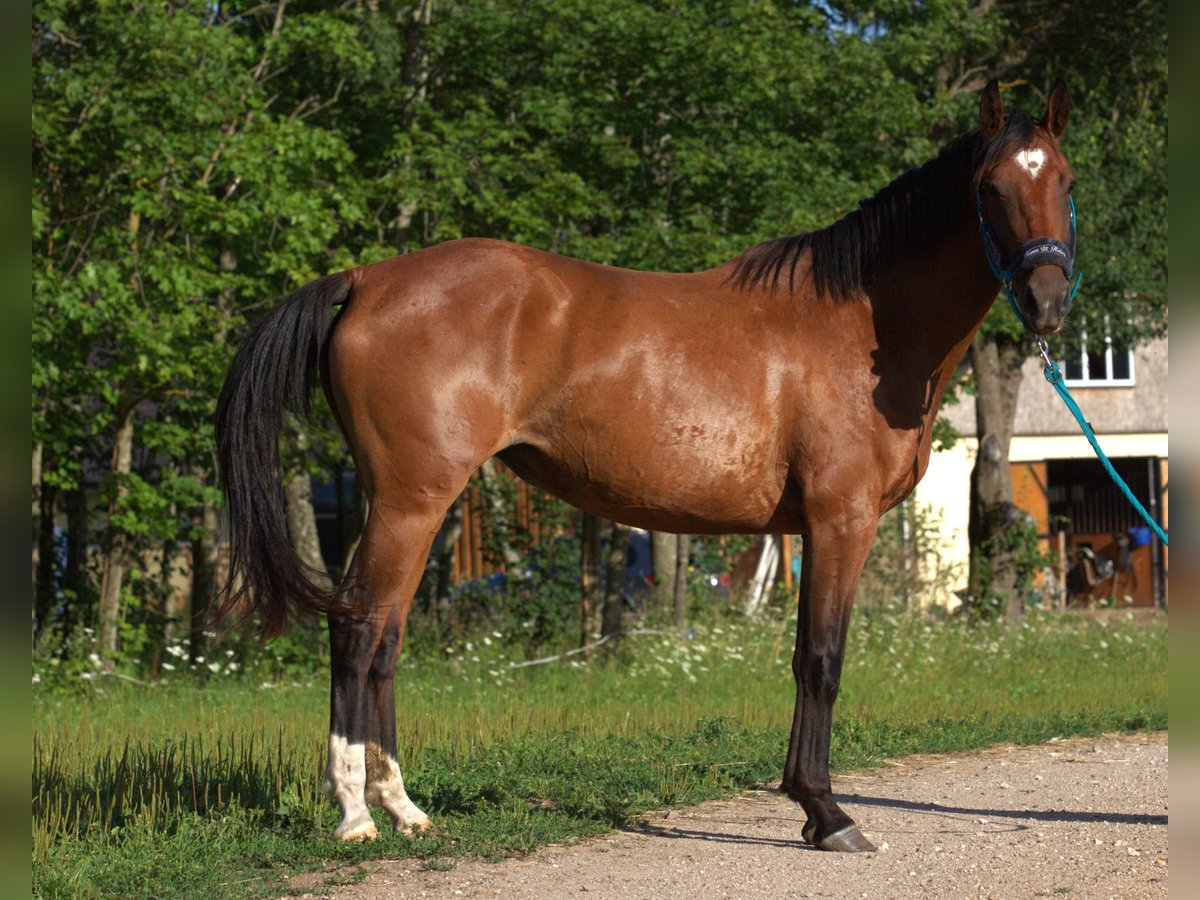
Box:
[650,531,678,613]
[33,0,366,661]
[601,523,631,651]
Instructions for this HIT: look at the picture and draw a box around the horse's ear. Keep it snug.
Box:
[1041,78,1071,138]
[979,79,1003,142]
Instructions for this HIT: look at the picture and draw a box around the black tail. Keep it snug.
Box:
[214,272,353,636]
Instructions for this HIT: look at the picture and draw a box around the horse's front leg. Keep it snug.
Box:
[782,514,878,852]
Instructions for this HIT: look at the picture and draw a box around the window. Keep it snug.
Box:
[1060,324,1135,387]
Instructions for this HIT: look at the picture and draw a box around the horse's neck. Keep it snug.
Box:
[887,224,996,376]
[863,222,1000,442]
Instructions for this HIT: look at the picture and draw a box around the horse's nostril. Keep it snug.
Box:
[1023,289,1040,319]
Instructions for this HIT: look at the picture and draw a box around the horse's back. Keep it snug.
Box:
[326,240,808,525]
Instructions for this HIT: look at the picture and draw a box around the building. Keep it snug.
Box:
[915,336,1168,608]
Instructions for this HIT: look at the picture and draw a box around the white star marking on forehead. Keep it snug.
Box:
[1014,147,1046,180]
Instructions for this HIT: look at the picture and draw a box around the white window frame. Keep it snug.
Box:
[1060,322,1136,388]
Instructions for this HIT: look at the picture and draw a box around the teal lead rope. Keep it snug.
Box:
[983,192,1167,546]
[1034,337,1168,546]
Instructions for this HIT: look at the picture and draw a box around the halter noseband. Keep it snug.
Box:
[976,192,1081,313]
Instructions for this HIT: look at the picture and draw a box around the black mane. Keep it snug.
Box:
[730,112,1041,301]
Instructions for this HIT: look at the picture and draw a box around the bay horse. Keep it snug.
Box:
[216,80,1076,851]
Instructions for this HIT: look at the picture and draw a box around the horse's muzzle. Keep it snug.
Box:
[1020,266,1072,335]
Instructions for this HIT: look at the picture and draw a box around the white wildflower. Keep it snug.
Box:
[161,662,175,671]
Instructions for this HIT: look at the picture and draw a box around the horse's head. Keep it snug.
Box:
[976,79,1076,335]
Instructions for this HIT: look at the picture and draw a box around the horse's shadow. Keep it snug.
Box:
[841,792,1167,828]
[621,792,1166,851]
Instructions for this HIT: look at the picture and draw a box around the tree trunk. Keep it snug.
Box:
[601,521,630,652]
[392,0,432,248]
[98,403,135,663]
[434,495,463,632]
[35,479,58,638]
[64,483,89,642]
[188,247,238,661]
[32,442,42,628]
[158,499,182,650]
[579,512,603,648]
[650,530,676,613]
[189,498,220,664]
[967,332,1027,616]
[672,533,690,630]
[284,470,332,589]
[478,458,522,568]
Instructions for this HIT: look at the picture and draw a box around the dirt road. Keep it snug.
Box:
[294,731,1167,899]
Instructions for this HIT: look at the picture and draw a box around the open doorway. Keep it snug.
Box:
[1046,456,1166,607]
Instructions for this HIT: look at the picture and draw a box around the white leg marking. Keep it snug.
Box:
[1015,147,1046,179]
[322,734,378,841]
[365,744,433,834]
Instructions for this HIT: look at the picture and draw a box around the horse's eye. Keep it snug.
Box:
[981,181,999,197]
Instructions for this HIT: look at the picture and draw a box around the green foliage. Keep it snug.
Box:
[33,0,367,653]
[440,560,584,656]
[970,510,1052,619]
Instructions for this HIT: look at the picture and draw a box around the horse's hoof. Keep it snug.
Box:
[398,817,433,836]
[335,818,379,842]
[817,824,876,852]
[802,820,817,844]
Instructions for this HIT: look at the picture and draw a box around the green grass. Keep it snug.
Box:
[33,609,1167,897]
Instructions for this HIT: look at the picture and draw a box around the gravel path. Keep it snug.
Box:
[293,731,1167,899]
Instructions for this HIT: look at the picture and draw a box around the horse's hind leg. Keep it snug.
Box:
[322,501,443,841]
[782,513,879,852]
[363,607,431,833]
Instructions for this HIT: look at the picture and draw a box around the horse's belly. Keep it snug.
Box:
[497,425,792,534]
